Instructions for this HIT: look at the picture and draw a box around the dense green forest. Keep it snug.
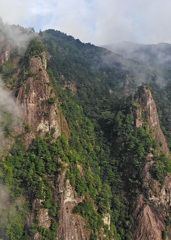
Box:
[0,28,170,240]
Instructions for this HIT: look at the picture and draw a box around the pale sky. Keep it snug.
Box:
[1,0,171,45]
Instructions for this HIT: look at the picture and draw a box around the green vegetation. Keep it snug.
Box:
[150,82,171,150]
[47,97,56,105]
[25,40,46,59]
[26,71,38,78]
[24,123,32,133]
[1,202,29,240]
[73,198,103,233]
[40,30,171,239]
[1,136,63,238]
[0,112,13,137]
[151,153,171,181]
[0,60,17,87]
[0,27,170,240]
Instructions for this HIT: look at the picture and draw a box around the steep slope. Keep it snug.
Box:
[0,35,11,65]
[13,41,93,239]
[0,25,170,240]
[15,42,68,145]
[0,39,112,240]
[56,169,91,240]
[0,20,35,64]
[135,86,169,156]
[131,86,171,240]
[43,30,171,239]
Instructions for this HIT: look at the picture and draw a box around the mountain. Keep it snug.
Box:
[0,23,170,240]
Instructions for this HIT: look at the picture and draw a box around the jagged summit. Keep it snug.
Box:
[131,86,170,240]
[15,41,68,145]
[135,85,169,156]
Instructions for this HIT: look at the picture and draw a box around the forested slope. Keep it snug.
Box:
[0,25,170,240]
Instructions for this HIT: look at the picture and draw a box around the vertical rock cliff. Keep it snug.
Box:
[56,169,91,240]
[0,36,14,65]
[12,42,93,240]
[0,26,170,240]
[131,86,171,240]
[135,85,169,156]
[15,50,68,145]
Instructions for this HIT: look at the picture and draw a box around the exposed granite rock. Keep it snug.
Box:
[135,86,169,156]
[132,160,171,240]
[16,53,68,145]
[56,169,91,240]
[131,86,171,240]
[0,36,11,64]
[63,81,77,94]
[0,36,20,65]
[0,49,10,64]
[132,202,165,240]
[27,198,51,240]
[103,213,111,230]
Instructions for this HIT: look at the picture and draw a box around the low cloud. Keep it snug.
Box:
[0,79,20,120]
[0,18,36,50]
[0,183,27,239]
[0,0,171,45]
[0,78,21,152]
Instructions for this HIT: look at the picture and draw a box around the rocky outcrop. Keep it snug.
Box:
[131,86,171,240]
[132,161,171,240]
[103,213,111,230]
[14,49,71,239]
[132,200,165,240]
[0,48,10,65]
[135,86,169,156]
[0,36,20,66]
[56,169,91,240]
[0,36,12,64]
[16,52,68,145]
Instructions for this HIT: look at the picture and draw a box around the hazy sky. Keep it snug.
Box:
[1,0,171,45]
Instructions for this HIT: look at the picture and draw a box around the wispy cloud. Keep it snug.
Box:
[0,0,171,45]
[0,79,21,152]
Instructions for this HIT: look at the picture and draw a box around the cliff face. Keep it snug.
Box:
[15,52,68,145]
[12,61,171,240]
[14,48,93,239]
[0,36,12,64]
[56,169,91,240]
[132,163,171,240]
[135,86,169,156]
[132,86,171,240]
[0,36,21,67]
[0,29,170,240]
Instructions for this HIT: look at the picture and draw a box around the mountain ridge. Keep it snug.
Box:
[0,24,170,240]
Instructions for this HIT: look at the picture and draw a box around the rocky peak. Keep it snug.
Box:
[15,50,68,145]
[135,85,169,156]
[131,86,171,240]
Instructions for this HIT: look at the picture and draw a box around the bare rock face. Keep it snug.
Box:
[132,202,165,240]
[56,169,91,240]
[132,160,171,240]
[16,53,68,145]
[0,49,10,64]
[103,213,111,230]
[0,36,12,64]
[0,36,20,66]
[28,198,51,228]
[135,86,169,156]
[132,86,171,240]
